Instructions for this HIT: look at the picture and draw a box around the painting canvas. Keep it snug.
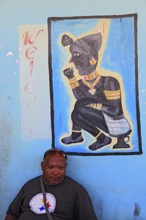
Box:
[48,14,142,156]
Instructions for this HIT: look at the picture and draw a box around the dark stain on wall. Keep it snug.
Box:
[0,114,12,184]
[134,203,141,217]
[96,200,103,219]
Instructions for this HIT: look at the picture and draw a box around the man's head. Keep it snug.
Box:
[41,148,67,186]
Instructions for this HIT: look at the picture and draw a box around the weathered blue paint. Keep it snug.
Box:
[0,0,146,220]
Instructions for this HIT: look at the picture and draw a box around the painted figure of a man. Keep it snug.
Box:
[61,31,131,150]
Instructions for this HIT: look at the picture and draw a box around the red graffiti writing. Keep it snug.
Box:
[23,29,44,45]
[22,28,44,136]
[23,29,44,75]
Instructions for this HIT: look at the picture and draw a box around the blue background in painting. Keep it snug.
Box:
[51,16,140,154]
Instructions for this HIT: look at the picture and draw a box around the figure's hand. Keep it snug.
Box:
[63,68,74,79]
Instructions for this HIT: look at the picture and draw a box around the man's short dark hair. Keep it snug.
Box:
[43,148,67,160]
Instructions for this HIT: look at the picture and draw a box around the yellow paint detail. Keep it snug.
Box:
[104,90,121,100]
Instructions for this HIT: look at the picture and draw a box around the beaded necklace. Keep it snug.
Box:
[82,73,101,95]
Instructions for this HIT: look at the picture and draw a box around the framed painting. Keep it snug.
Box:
[48,14,142,156]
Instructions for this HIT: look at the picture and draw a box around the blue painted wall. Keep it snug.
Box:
[0,0,146,219]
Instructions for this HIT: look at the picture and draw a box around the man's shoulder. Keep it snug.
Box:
[65,176,87,192]
[23,175,41,188]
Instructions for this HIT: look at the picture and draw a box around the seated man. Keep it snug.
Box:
[5,148,97,220]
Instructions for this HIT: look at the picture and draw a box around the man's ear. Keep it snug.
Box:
[41,161,44,170]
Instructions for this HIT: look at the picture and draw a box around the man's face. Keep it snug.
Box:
[41,154,66,185]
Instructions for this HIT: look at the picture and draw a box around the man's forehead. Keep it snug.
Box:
[44,154,66,163]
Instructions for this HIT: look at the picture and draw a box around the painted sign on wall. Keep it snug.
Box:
[19,25,51,140]
[48,14,142,155]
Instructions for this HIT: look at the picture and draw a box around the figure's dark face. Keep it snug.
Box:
[70,42,97,76]
[62,33,102,76]
[70,50,92,76]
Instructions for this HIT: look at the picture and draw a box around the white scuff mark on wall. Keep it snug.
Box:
[6,51,13,57]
